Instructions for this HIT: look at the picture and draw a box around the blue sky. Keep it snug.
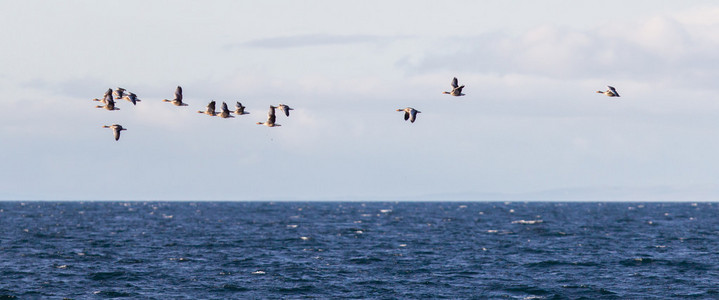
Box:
[2,1,719,200]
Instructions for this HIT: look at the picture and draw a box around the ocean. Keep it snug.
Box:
[1,201,718,299]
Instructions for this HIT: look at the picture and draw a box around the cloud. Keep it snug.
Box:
[402,14,719,88]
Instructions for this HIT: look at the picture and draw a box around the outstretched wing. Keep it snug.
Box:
[451,77,459,89]
[608,86,619,97]
[207,100,216,111]
[113,126,121,141]
[129,93,138,105]
[221,101,229,112]
[175,86,183,101]
[404,110,410,121]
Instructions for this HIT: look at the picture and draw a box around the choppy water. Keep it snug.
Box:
[1,202,718,299]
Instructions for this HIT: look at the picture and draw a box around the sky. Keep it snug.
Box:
[2,1,719,201]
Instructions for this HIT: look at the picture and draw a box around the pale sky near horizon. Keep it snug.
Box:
[2,1,719,200]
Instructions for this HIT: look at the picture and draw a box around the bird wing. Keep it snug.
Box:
[221,102,229,112]
[106,96,116,109]
[451,77,459,88]
[404,110,410,121]
[208,101,216,111]
[175,86,183,101]
[608,86,619,96]
[410,110,417,123]
[113,126,121,140]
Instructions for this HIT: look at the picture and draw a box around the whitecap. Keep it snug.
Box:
[511,220,543,225]
[380,209,392,213]
[252,270,266,275]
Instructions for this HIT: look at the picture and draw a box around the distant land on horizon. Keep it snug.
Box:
[2,185,718,202]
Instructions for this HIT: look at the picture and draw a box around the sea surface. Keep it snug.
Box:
[1,202,718,299]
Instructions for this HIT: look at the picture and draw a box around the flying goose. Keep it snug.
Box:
[112,87,127,99]
[122,92,141,105]
[92,88,113,103]
[162,86,187,106]
[102,124,126,141]
[257,105,281,127]
[198,100,217,116]
[397,107,421,123]
[96,94,119,110]
[597,86,620,97]
[443,77,465,96]
[218,102,234,118]
[277,103,293,117]
[234,101,249,115]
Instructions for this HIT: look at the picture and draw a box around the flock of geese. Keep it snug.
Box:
[93,78,620,141]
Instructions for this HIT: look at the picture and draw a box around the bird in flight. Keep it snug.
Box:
[163,86,188,106]
[597,86,620,97]
[443,77,465,96]
[198,100,218,116]
[257,105,281,127]
[397,107,421,123]
[102,124,127,141]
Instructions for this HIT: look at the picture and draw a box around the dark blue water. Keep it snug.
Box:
[1,202,718,299]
